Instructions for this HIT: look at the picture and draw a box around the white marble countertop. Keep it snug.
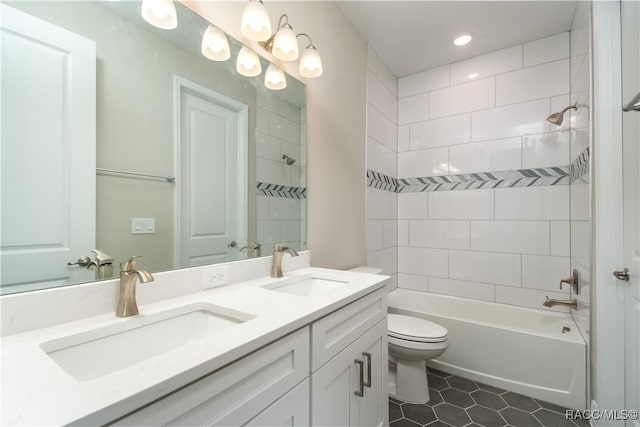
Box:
[1,267,388,426]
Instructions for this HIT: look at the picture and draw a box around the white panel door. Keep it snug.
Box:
[177,79,247,267]
[621,0,640,424]
[0,5,96,293]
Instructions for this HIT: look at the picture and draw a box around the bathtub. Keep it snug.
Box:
[388,289,586,409]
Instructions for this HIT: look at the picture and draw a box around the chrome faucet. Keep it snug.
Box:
[543,296,577,310]
[116,256,154,317]
[240,239,262,258]
[271,243,299,278]
[67,249,114,280]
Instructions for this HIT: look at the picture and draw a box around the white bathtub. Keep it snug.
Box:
[388,289,586,409]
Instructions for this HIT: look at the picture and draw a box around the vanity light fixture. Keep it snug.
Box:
[454,34,472,46]
[201,25,230,61]
[265,63,287,90]
[140,0,177,30]
[251,9,323,78]
[236,46,262,77]
[298,34,323,78]
[241,0,272,42]
[271,15,299,61]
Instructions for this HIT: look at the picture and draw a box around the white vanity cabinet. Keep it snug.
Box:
[112,327,310,426]
[110,287,388,427]
[311,288,388,427]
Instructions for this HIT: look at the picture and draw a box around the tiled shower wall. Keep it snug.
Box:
[569,1,591,357]
[366,46,399,290]
[256,91,306,253]
[368,32,581,312]
[395,33,573,311]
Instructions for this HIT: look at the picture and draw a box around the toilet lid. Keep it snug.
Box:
[388,314,448,343]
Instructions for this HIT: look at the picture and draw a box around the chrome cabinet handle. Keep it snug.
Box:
[354,359,364,397]
[363,352,372,388]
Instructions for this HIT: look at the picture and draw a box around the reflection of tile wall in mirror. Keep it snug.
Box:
[0,1,306,295]
[255,88,307,254]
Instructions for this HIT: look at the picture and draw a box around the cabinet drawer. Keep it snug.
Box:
[246,378,309,427]
[113,327,310,426]
[311,288,386,371]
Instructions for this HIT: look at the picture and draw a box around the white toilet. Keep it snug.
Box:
[387,313,449,404]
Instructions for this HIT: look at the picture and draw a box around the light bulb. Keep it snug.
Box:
[299,46,322,78]
[272,25,298,61]
[141,0,177,30]
[265,64,286,90]
[236,46,262,77]
[454,34,472,46]
[241,0,272,42]
[201,25,230,61]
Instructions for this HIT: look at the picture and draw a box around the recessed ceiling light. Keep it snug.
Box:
[454,34,472,46]
[467,73,479,79]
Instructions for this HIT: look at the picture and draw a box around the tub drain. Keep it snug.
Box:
[562,326,571,333]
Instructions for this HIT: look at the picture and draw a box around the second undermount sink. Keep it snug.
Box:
[263,275,348,296]
[40,303,255,380]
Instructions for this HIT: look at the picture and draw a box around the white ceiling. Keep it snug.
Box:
[335,1,578,78]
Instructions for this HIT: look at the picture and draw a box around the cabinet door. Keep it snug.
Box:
[355,320,388,427]
[246,379,309,427]
[311,319,388,427]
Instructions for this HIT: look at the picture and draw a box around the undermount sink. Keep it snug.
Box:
[40,303,254,380]
[263,276,348,296]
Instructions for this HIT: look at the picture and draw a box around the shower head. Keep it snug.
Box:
[546,102,579,126]
[282,154,296,165]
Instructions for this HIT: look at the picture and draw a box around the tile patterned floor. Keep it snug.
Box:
[389,368,589,427]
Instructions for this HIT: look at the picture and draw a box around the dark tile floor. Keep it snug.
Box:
[389,368,589,427]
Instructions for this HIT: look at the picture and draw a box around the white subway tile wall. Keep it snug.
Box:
[394,32,573,311]
[366,46,399,288]
[255,90,304,253]
[567,0,591,342]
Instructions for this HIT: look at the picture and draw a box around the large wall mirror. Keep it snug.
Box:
[1,0,307,295]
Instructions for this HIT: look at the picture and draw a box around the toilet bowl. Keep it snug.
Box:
[388,313,448,404]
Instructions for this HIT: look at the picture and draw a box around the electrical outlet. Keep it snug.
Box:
[203,265,230,289]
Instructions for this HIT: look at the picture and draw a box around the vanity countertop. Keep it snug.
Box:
[1,267,388,426]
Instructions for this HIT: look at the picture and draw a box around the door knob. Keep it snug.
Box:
[227,241,237,248]
[613,268,630,281]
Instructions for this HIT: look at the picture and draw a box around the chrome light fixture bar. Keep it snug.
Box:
[256,13,323,78]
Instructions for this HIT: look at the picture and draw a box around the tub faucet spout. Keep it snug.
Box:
[543,296,577,310]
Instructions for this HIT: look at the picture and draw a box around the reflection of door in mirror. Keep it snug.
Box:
[0,5,97,294]
[175,78,248,267]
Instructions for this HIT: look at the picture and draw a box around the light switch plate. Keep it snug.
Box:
[131,218,155,234]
